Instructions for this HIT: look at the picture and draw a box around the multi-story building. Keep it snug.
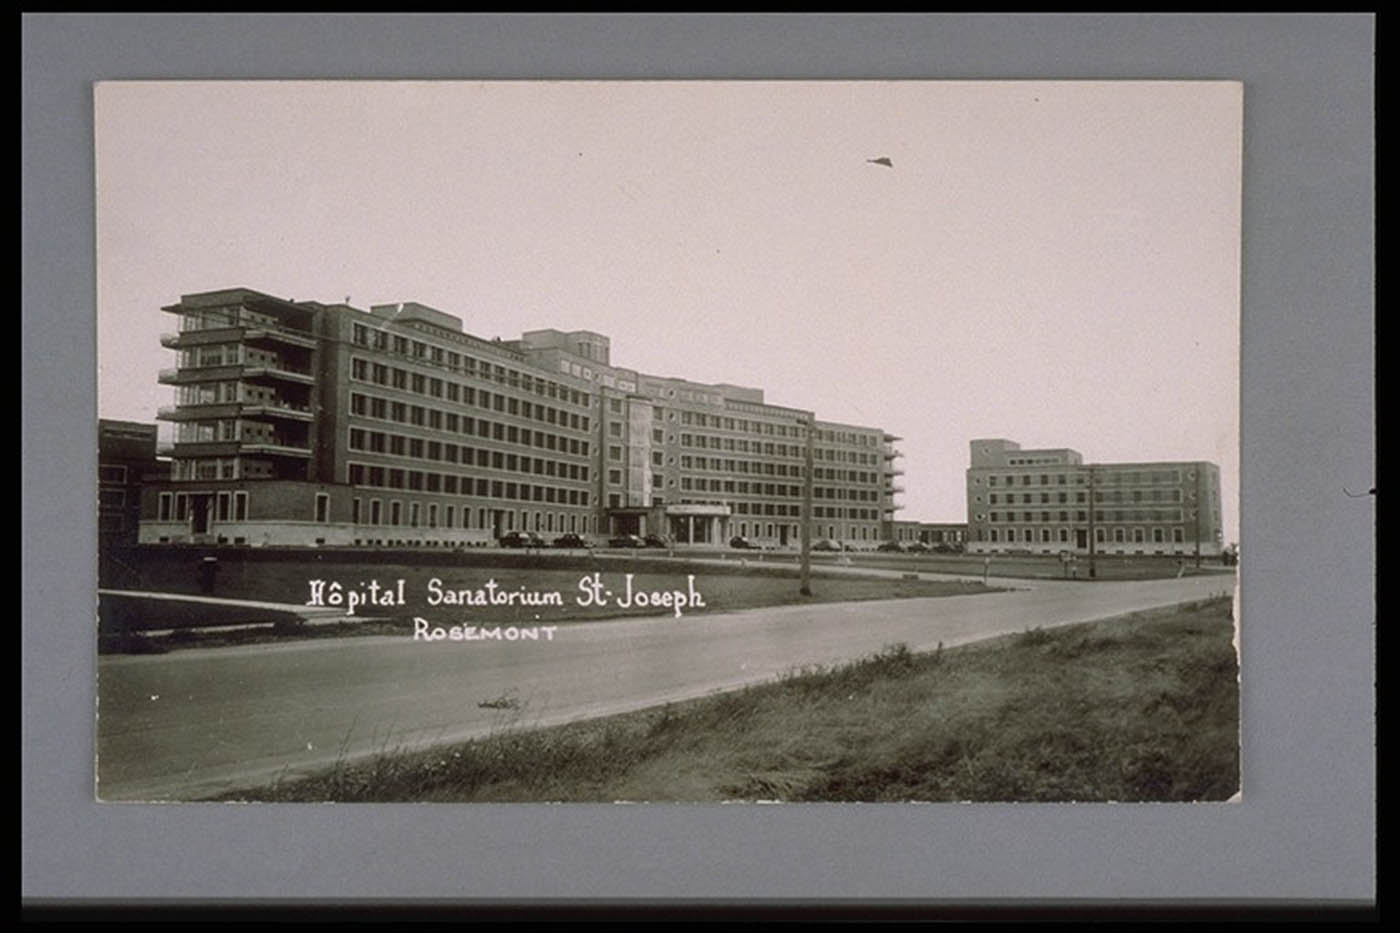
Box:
[965,438,1223,558]
[138,287,903,549]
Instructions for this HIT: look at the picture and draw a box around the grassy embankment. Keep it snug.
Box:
[216,596,1239,803]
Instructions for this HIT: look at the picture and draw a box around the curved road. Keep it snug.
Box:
[97,572,1234,800]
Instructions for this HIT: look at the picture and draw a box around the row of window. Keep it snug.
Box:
[350,497,592,535]
[678,432,880,466]
[814,428,882,448]
[987,473,1084,487]
[170,458,276,481]
[157,490,249,522]
[347,461,589,506]
[176,342,289,371]
[349,373,592,433]
[726,522,880,540]
[986,489,1186,505]
[813,506,880,520]
[349,392,591,458]
[982,527,1186,545]
[349,328,591,409]
[676,409,807,439]
[178,304,279,333]
[984,509,1185,523]
[678,477,800,497]
[984,469,1188,487]
[176,419,297,447]
[175,381,302,408]
[677,455,809,478]
[347,429,591,482]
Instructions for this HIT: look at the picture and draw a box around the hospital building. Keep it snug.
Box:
[965,438,1223,557]
[139,287,903,549]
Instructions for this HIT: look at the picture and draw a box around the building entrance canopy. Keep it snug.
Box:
[662,503,731,545]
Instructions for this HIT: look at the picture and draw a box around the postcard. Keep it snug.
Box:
[94,80,1241,803]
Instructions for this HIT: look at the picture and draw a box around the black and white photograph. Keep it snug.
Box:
[94,79,1242,804]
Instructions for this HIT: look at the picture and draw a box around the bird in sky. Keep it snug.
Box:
[867,156,893,168]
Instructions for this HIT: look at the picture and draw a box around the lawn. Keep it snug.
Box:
[213,596,1239,802]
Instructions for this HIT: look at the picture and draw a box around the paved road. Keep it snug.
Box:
[96,573,1234,800]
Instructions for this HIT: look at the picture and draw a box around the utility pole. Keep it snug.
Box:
[1087,463,1097,579]
[800,415,813,596]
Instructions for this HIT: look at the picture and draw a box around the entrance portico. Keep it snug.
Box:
[665,503,732,546]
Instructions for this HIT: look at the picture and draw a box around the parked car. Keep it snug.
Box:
[729,535,759,549]
[552,533,589,549]
[877,541,908,553]
[608,534,646,548]
[499,531,545,548]
[812,538,842,552]
[643,534,670,548]
[906,541,931,553]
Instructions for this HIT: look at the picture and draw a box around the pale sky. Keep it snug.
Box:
[95,80,1241,540]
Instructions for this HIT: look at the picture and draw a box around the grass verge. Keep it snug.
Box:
[212,596,1239,802]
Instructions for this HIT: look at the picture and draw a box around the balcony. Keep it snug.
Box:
[160,327,243,349]
[882,447,903,460]
[172,440,311,460]
[242,403,315,422]
[170,440,241,458]
[241,442,313,458]
[157,402,314,423]
[242,365,315,386]
[160,364,315,386]
[158,365,244,385]
[157,403,241,422]
[243,326,317,350]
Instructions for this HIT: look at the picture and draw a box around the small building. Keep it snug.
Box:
[99,419,165,551]
[888,520,967,549]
